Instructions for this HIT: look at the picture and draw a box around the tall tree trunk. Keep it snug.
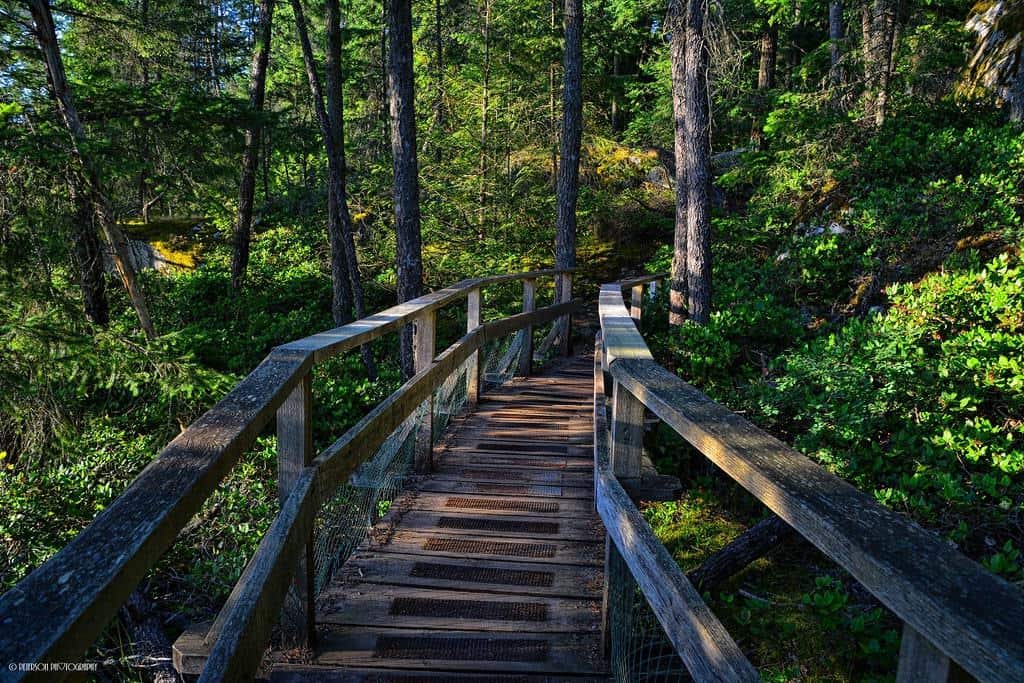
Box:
[433,0,444,164]
[28,0,156,340]
[667,0,688,325]
[757,25,777,90]
[70,185,110,326]
[555,0,582,301]
[231,0,275,291]
[611,53,623,134]
[683,0,712,324]
[864,0,896,124]
[325,0,377,377]
[829,0,845,86]
[388,0,424,379]
[325,0,355,326]
[549,0,559,189]
[478,0,492,232]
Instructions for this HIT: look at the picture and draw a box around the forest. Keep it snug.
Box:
[1,0,1022,679]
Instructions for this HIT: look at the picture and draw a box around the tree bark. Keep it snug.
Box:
[687,516,795,592]
[683,0,712,324]
[433,0,444,164]
[864,0,897,124]
[231,0,275,291]
[549,0,559,190]
[28,0,156,340]
[478,0,492,232]
[829,0,845,86]
[554,0,582,302]
[667,0,688,325]
[388,0,424,379]
[69,185,109,327]
[757,25,777,90]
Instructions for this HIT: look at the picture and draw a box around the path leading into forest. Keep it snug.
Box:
[270,351,609,681]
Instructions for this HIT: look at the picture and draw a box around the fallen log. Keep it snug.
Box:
[687,514,795,592]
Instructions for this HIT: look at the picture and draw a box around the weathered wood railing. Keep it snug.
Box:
[0,269,576,681]
[596,275,1024,683]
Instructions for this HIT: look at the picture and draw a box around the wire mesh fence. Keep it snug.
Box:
[607,541,690,682]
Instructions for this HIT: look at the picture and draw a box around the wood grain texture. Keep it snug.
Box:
[466,286,481,405]
[594,353,759,683]
[598,284,654,365]
[610,380,644,479]
[609,356,1024,682]
[519,278,537,377]
[413,309,437,472]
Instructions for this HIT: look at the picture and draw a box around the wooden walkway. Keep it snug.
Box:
[271,352,609,681]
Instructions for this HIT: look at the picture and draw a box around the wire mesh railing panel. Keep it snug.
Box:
[481,330,526,390]
[433,357,470,442]
[310,405,423,595]
[608,541,690,682]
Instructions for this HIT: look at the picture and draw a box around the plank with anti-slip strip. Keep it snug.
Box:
[417,480,594,500]
[317,584,600,632]
[269,352,608,679]
[337,552,603,598]
[297,627,607,675]
[369,530,603,565]
[393,510,602,541]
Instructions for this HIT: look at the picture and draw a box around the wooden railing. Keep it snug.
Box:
[596,275,1024,683]
[0,269,576,681]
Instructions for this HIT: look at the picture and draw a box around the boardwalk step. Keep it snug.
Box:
[375,530,602,565]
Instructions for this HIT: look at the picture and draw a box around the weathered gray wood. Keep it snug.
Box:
[630,284,644,322]
[519,278,537,377]
[0,349,311,678]
[897,624,972,683]
[198,469,319,682]
[609,357,1024,683]
[271,665,609,682]
[376,529,604,566]
[615,273,667,290]
[597,436,754,677]
[466,286,481,406]
[557,271,574,356]
[413,309,437,472]
[594,391,759,682]
[610,380,644,479]
[317,583,599,632]
[309,627,605,675]
[599,284,654,366]
[686,515,794,592]
[394,510,601,540]
[273,372,315,649]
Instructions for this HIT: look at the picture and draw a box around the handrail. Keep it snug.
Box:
[593,334,760,682]
[0,269,575,680]
[597,277,1024,683]
[198,302,578,679]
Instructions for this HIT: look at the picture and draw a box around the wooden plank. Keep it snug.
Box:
[373,530,604,566]
[0,349,311,676]
[403,492,595,517]
[518,278,536,377]
[557,271,573,357]
[309,627,606,675]
[271,665,610,682]
[413,309,437,473]
[897,623,972,683]
[435,452,593,472]
[416,480,593,500]
[316,583,600,633]
[429,466,594,487]
[273,372,315,649]
[466,287,481,406]
[598,283,654,366]
[630,284,644,322]
[611,357,1024,683]
[594,415,759,681]
[610,380,644,478]
[393,510,602,542]
[198,468,320,681]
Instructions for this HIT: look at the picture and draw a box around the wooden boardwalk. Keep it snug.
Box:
[271,352,609,681]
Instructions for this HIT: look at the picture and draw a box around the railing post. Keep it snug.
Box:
[897,623,970,682]
[557,271,573,356]
[467,287,482,406]
[611,379,643,479]
[518,278,536,377]
[277,371,315,650]
[413,310,436,472]
[630,284,643,322]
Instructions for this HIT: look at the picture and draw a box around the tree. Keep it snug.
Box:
[963,0,1024,121]
[668,0,688,325]
[829,0,845,86]
[231,0,275,291]
[388,0,424,378]
[554,0,582,296]
[683,0,712,323]
[27,0,156,339]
